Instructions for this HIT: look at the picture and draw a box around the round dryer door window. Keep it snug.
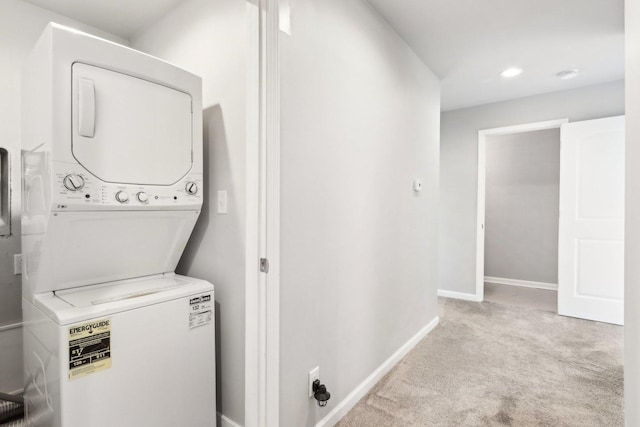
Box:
[72,63,193,185]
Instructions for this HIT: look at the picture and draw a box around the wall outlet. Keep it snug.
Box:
[309,366,320,397]
[13,254,22,275]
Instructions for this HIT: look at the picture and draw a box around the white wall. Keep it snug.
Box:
[279,0,440,425]
[0,0,127,394]
[132,1,250,424]
[440,80,625,296]
[625,0,640,424]
[484,129,560,284]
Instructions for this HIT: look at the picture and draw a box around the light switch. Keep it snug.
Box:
[217,190,228,214]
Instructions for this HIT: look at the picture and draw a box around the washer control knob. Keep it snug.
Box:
[115,191,129,203]
[137,192,149,203]
[63,174,85,191]
[185,182,198,195]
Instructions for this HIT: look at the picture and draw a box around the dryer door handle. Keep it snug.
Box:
[78,78,96,138]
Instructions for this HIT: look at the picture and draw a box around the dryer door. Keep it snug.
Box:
[72,63,193,185]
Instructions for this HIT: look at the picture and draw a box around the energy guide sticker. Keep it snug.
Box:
[68,319,111,381]
[189,294,213,329]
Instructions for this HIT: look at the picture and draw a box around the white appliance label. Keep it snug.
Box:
[68,319,112,380]
[189,294,213,329]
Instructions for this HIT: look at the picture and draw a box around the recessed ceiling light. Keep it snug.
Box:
[556,69,579,80]
[500,67,523,78]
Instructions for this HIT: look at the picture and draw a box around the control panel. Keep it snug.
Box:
[52,164,203,211]
[63,174,85,191]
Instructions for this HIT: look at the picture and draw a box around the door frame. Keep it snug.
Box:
[245,0,281,426]
[263,0,281,424]
[475,118,568,301]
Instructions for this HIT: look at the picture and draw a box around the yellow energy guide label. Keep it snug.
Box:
[68,319,112,380]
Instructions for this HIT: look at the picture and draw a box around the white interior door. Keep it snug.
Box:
[558,116,625,325]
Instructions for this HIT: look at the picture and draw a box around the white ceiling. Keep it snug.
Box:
[23,0,625,111]
[21,0,185,40]
[367,0,625,111]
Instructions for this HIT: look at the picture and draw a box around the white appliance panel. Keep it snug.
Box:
[56,274,197,308]
[21,22,204,215]
[23,302,60,427]
[23,211,199,297]
[62,297,215,427]
[72,63,193,186]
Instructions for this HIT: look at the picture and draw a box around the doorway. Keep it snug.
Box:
[476,119,567,303]
[483,127,561,312]
[476,117,625,325]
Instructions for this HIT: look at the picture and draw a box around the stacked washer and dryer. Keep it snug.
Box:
[21,24,216,426]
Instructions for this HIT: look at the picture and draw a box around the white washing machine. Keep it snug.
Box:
[23,274,215,427]
[21,24,215,427]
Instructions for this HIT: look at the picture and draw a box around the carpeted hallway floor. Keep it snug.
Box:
[337,297,624,426]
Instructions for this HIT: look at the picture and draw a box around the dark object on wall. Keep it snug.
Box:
[312,379,331,407]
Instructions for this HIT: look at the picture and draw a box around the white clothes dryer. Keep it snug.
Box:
[21,23,205,297]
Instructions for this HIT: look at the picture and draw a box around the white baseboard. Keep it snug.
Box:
[437,289,482,302]
[484,276,557,291]
[218,413,242,427]
[315,316,440,427]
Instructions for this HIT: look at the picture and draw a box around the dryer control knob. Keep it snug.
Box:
[115,191,129,203]
[63,174,85,191]
[137,192,149,203]
[185,182,198,195]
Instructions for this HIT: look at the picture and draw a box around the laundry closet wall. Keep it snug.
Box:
[484,128,561,285]
[132,1,250,425]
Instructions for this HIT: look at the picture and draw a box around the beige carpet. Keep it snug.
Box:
[337,298,623,426]
[484,282,557,313]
